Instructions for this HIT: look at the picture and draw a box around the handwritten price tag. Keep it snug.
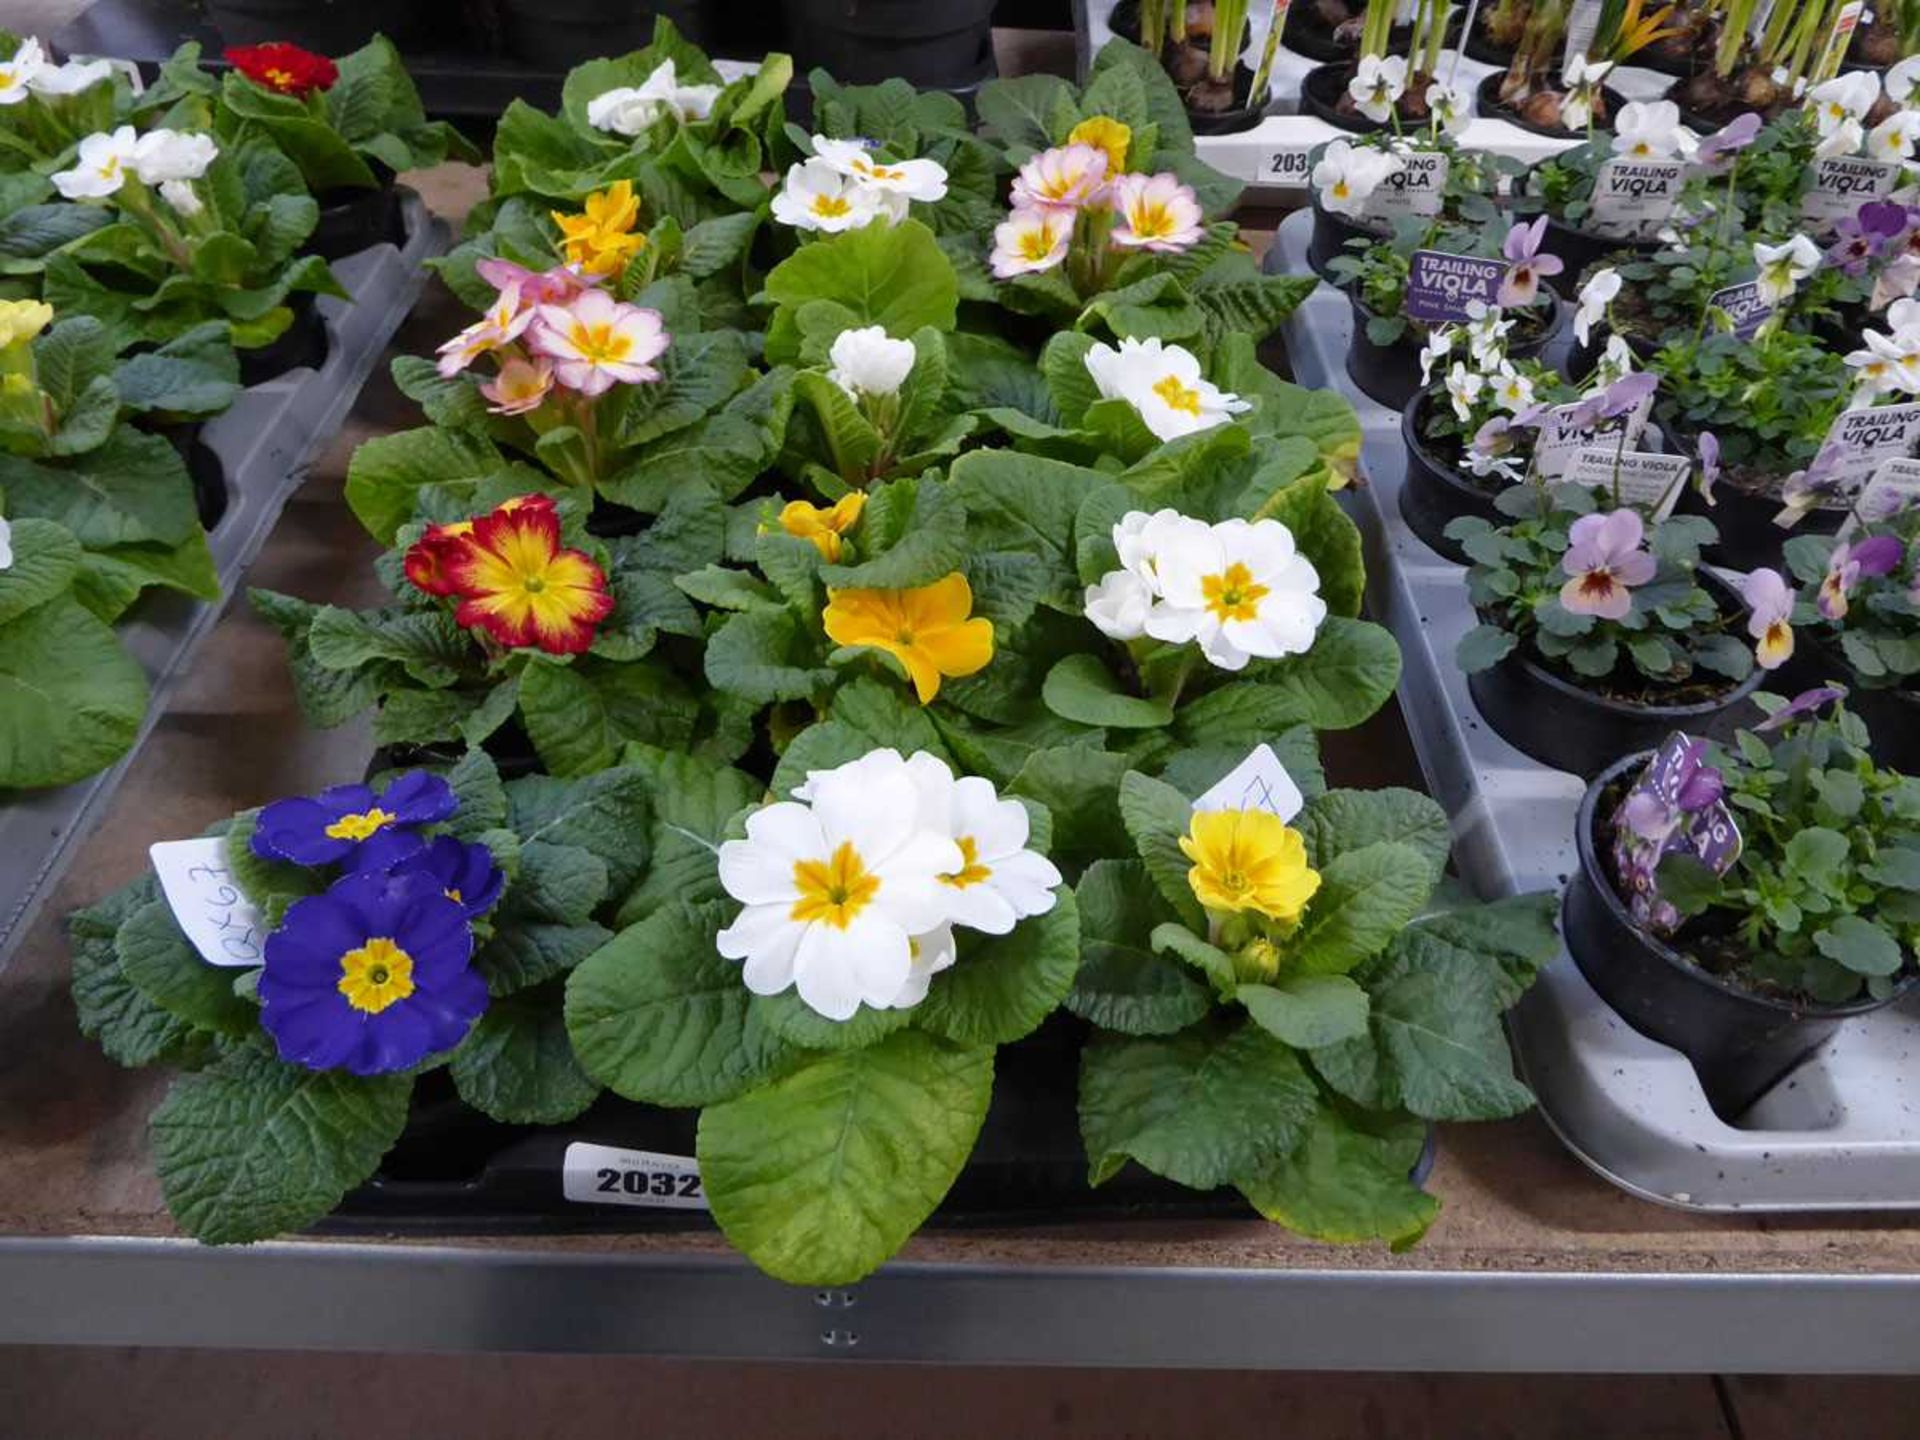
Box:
[149,836,267,969]
[562,1142,709,1210]
[1192,743,1306,821]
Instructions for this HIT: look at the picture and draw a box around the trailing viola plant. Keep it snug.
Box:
[1325,0,1467,131]
[1526,101,1700,291]
[1409,302,1587,489]
[68,751,644,1243]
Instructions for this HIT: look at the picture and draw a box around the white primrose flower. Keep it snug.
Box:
[1085,507,1187,640]
[770,157,889,232]
[1889,55,1920,109]
[1561,54,1613,130]
[1348,54,1409,123]
[716,752,964,1021]
[1595,333,1637,386]
[157,178,201,217]
[1312,139,1402,218]
[0,515,12,571]
[52,125,138,199]
[1754,234,1821,304]
[587,60,721,135]
[1816,116,1866,160]
[30,56,112,96]
[812,135,949,206]
[827,325,915,399]
[1084,336,1252,441]
[1868,109,1920,164]
[131,129,217,185]
[1444,361,1483,421]
[1574,266,1621,347]
[1611,100,1687,159]
[988,206,1070,277]
[1419,325,1454,386]
[0,39,46,105]
[1808,71,1880,136]
[1490,361,1535,413]
[1142,516,1329,672]
[898,751,1063,937]
[1425,80,1472,135]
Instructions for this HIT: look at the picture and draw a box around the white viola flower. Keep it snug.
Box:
[988,206,1070,277]
[1574,266,1621,347]
[770,157,888,232]
[0,515,11,571]
[812,136,949,205]
[1490,362,1535,413]
[716,754,964,1021]
[1611,100,1687,159]
[827,325,915,399]
[1144,517,1329,672]
[1084,336,1252,441]
[1419,325,1454,386]
[1084,568,1156,640]
[1348,54,1408,124]
[1808,71,1880,136]
[1889,55,1920,109]
[1868,109,1920,164]
[898,751,1063,937]
[0,39,46,105]
[1463,302,1513,366]
[1561,54,1613,130]
[30,56,113,96]
[1847,329,1907,399]
[52,125,138,199]
[1444,361,1483,421]
[1312,139,1401,217]
[1754,234,1820,304]
[1596,333,1636,386]
[1815,116,1865,160]
[1109,172,1205,252]
[1009,143,1109,211]
[1562,53,1612,88]
[157,178,201,217]
[131,129,218,184]
[1425,80,1472,135]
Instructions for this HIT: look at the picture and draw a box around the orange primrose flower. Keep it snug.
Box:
[822,572,994,704]
[552,180,647,278]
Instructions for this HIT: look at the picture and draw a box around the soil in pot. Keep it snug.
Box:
[1661,422,1847,569]
[1345,288,1565,410]
[308,176,404,262]
[1467,569,1765,778]
[1476,71,1625,138]
[1397,391,1506,563]
[780,0,996,89]
[238,296,328,387]
[1565,755,1914,1118]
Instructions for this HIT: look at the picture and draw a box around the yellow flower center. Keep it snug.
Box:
[324,806,397,842]
[790,841,881,930]
[337,936,417,1015]
[265,66,295,88]
[1017,225,1059,260]
[1127,199,1177,239]
[1152,374,1204,415]
[1201,562,1269,624]
[97,156,121,180]
[858,159,906,182]
[940,835,992,890]
[567,320,635,365]
[1332,179,1351,200]
[812,193,853,218]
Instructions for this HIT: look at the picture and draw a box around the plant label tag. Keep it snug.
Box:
[1566,448,1693,520]
[1708,281,1774,340]
[1531,395,1653,480]
[1562,0,1606,67]
[1405,250,1508,323]
[1821,400,1920,494]
[1587,158,1686,239]
[1844,455,1920,534]
[1609,732,1743,934]
[1192,744,1306,821]
[562,1142,709,1210]
[1801,155,1900,229]
[1817,0,1865,78]
[1364,149,1449,221]
[149,837,268,969]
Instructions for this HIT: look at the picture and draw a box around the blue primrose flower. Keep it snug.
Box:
[251,770,458,872]
[259,869,488,1076]
[391,835,506,920]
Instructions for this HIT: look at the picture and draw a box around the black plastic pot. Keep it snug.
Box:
[779,0,996,88]
[1463,22,1515,66]
[1529,210,1659,302]
[1307,188,1387,280]
[1301,62,1383,134]
[204,0,418,51]
[1467,570,1765,779]
[309,169,404,263]
[586,499,652,539]
[499,0,707,71]
[1660,421,1846,571]
[1476,72,1625,138]
[1398,393,1503,564]
[1777,630,1920,775]
[1565,753,1916,1118]
[1187,63,1266,136]
[238,295,328,387]
[1345,288,1566,411]
[372,718,542,782]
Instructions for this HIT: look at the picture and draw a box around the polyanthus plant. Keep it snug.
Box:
[68,750,646,1243]
[0,35,118,165]
[779,324,977,493]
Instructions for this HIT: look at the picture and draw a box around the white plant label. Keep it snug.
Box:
[1566,448,1693,520]
[149,836,268,969]
[1840,455,1920,535]
[1801,155,1900,229]
[1530,395,1653,480]
[1817,0,1865,79]
[1562,0,1606,69]
[1364,149,1449,221]
[1587,158,1686,238]
[562,1142,709,1210]
[1822,400,1920,494]
[1260,143,1315,186]
[1192,743,1305,821]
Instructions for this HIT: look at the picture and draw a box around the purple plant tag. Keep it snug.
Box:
[1709,281,1773,340]
[1608,732,1742,934]
[1405,250,1508,324]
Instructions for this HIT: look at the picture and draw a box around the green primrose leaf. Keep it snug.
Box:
[1067,860,1210,1035]
[1286,842,1434,976]
[1118,770,1207,930]
[1041,653,1176,729]
[1239,974,1371,1048]
[915,890,1081,1047]
[449,988,600,1125]
[1235,1100,1438,1248]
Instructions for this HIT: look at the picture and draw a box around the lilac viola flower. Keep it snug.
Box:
[1755,684,1849,731]
[1694,112,1761,169]
[1696,431,1721,505]
[1780,443,1847,522]
[1817,534,1905,619]
[251,770,458,872]
[1498,215,1564,308]
[1559,509,1657,619]
[1743,567,1796,668]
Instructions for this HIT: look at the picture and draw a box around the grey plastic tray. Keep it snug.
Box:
[1270,208,1920,1212]
[0,189,450,971]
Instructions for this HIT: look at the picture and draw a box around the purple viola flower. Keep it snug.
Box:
[1510,401,1551,430]
[1743,567,1796,669]
[1498,216,1565,308]
[1780,443,1847,522]
[1695,113,1761,168]
[1472,415,1512,454]
[251,771,457,873]
[1817,534,1905,619]
[1696,431,1720,506]
[1755,684,1849,731]
[258,869,487,1076]
[1560,509,1657,619]
[391,835,506,921]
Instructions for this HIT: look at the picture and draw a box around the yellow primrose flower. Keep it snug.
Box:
[822,572,994,704]
[552,180,647,277]
[0,299,53,348]
[779,492,867,562]
[1068,115,1131,174]
[1179,809,1321,923]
